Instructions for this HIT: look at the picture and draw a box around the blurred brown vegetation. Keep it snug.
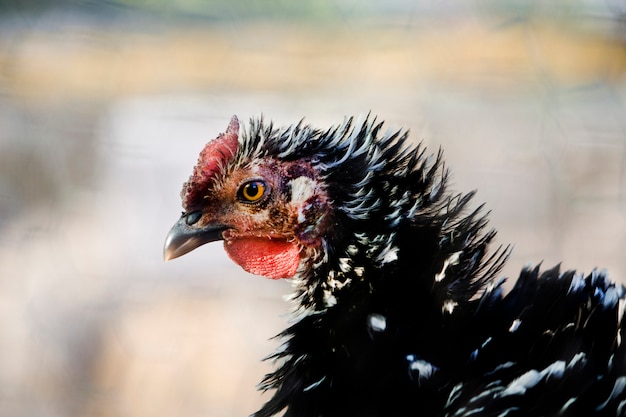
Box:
[5,21,626,99]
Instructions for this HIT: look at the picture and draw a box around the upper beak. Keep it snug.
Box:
[163,213,228,261]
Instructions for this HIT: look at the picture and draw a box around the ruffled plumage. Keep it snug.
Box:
[243,116,625,417]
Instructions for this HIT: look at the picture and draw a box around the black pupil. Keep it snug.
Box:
[247,183,259,197]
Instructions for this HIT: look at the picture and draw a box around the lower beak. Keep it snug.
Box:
[163,214,227,261]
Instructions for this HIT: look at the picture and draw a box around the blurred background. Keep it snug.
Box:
[1,1,625,416]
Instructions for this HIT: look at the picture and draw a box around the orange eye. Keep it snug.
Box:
[240,180,266,203]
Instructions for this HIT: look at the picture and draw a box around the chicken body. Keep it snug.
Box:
[164,115,626,417]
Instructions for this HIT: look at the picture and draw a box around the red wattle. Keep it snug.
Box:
[224,238,301,279]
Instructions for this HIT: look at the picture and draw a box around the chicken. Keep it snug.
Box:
[164,115,626,417]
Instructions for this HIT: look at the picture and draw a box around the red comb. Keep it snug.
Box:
[182,115,240,208]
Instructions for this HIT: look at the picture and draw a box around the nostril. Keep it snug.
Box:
[184,211,202,225]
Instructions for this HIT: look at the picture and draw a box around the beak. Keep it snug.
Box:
[163,213,228,261]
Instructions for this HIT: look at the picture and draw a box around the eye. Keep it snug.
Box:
[239,180,267,203]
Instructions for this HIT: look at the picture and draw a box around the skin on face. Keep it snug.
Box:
[164,118,332,279]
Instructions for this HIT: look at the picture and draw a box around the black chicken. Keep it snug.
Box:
[164,115,626,417]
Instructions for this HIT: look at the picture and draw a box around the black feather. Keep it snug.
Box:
[231,116,626,417]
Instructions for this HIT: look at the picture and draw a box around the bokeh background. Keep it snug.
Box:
[1,1,625,416]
